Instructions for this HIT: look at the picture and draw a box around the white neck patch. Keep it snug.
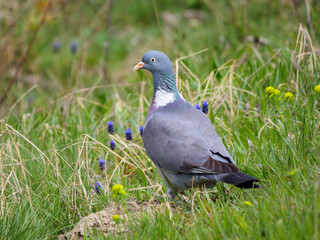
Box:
[154,88,175,107]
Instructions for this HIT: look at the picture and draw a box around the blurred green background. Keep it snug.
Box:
[1,0,319,115]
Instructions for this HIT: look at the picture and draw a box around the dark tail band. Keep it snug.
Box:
[216,171,260,188]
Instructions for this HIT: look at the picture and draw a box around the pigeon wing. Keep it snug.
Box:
[142,103,239,174]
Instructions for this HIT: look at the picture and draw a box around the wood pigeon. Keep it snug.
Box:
[133,50,259,200]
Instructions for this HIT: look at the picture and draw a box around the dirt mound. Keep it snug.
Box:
[59,198,161,239]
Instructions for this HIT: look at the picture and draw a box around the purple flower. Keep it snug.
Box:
[28,97,34,105]
[99,158,105,170]
[139,126,143,137]
[195,104,201,110]
[107,121,114,135]
[110,139,115,150]
[53,40,61,53]
[70,41,78,54]
[94,182,101,194]
[125,128,132,141]
[202,101,208,114]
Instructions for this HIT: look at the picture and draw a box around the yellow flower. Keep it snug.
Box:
[269,89,281,98]
[112,214,120,221]
[284,92,293,100]
[243,201,252,206]
[265,86,275,95]
[290,169,298,176]
[111,184,124,194]
[120,190,127,196]
[265,86,281,99]
[273,89,280,95]
[314,85,320,93]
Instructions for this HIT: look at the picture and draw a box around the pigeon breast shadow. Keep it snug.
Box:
[133,50,259,200]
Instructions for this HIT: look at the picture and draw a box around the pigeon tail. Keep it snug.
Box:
[216,171,260,188]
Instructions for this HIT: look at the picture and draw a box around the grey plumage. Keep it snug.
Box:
[134,51,259,199]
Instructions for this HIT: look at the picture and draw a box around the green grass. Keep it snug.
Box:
[1,0,320,239]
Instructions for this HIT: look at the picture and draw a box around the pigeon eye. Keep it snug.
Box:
[151,58,156,62]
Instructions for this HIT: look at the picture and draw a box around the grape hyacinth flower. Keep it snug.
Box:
[70,41,78,54]
[110,139,115,150]
[202,101,208,114]
[28,97,34,105]
[107,121,114,134]
[139,126,143,137]
[125,128,132,141]
[94,182,101,194]
[53,40,61,53]
[99,158,105,170]
[195,104,201,110]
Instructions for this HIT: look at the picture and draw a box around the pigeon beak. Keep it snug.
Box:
[133,62,145,71]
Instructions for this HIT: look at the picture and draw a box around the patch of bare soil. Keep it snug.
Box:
[59,198,161,239]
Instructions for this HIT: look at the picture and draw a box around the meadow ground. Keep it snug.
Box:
[0,0,320,239]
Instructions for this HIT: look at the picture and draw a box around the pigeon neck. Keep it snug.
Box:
[152,71,177,93]
[152,72,177,92]
[152,71,181,108]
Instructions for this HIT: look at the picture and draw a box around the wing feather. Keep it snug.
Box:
[143,101,237,175]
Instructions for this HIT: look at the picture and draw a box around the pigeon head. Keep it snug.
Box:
[133,51,174,76]
[134,50,180,107]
